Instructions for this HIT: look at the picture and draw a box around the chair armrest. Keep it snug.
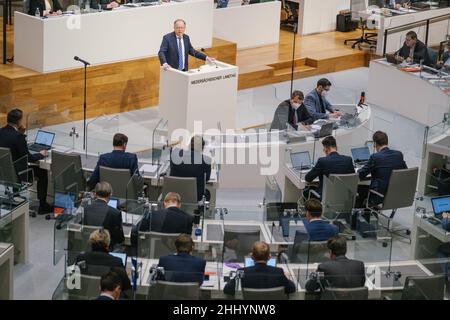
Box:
[308,189,321,200]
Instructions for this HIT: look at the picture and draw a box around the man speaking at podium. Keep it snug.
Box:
[158,19,215,71]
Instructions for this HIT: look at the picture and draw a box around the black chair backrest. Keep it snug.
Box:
[402,275,446,300]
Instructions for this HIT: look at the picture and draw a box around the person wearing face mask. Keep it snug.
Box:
[304,78,342,121]
[304,136,355,198]
[356,131,407,207]
[270,90,314,131]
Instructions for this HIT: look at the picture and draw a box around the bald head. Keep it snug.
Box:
[251,241,271,263]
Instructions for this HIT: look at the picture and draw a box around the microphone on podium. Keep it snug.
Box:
[74,56,91,66]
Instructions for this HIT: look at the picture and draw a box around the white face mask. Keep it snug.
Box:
[291,102,301,109]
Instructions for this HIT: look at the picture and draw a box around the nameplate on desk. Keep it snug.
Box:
[190,73,237,86]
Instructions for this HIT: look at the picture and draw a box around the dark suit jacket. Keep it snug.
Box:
[302,218,338,241]
[375,0,408,7]
[158,32,207,71]
[358,147,407,201]
[76,250,131,291]
[88,150,139,190]
[304,89,334,120]
[95,294,115,300]
[157,252,206,284]
[396,39,432,66]
[139,206,194,234]
[305,151,355,195]
[270,100,313,131]
[224,263,296,295]
[28,0,62,15]
[170,149,211,201]
[305,256,366,292]
[82,199,125,247]
[90,0,116,10]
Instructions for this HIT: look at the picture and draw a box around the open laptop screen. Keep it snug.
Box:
[107,198,119,209]
[351,147,370,163]
[245,257,276,267]
[109,252,127,267]
[431,196,450,216]
[35,130,55,147]
[290,151,311,170]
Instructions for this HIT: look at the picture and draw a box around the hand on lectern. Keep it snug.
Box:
[162,63,171,71]
[206,57,216,63]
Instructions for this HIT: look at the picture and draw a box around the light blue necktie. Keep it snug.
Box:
[178,37,184,70]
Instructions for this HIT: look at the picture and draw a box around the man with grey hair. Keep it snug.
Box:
[82,182,124,249]
[158,19,215,71]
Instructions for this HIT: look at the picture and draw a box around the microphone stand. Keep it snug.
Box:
[2,0,6,64]
[74,57,90,150]
[289,22,298,96]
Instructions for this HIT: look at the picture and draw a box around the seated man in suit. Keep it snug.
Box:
[82,182,124,249]
[223,241,296,296]
[88,133,139,190]
[158,19,215,71]
[96,271,122,300]
[170,136,211,202]
[375,0,409,9]
[304,78,342,121]
[270,90,314,131]
[28,0,62,16]
[304,136,355,197]
[157,234,206,284]
[138,192,194,234]
[357,131,407,207]
[0,109,52,215]
[437,40,450,73]
[302,199,338,241]
[395,31,432,66]
[305,236,366,293]
[76,229,131,293]
[90,0,119,10]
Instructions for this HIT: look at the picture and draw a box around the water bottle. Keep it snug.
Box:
[35,7,40,17]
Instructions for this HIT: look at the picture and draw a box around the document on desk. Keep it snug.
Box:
[140,164,159,176]
[0,208,11,218]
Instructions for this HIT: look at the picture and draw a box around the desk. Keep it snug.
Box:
[0,243,14,300]
[14,0,213,73]
[367,59,450,127]
[213,1,280,49]
[0,202,29,265]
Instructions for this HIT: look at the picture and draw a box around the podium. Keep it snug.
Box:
[159,61,238,138]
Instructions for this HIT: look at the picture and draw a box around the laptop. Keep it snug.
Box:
[351,146,371,166]
[290,151,312,171]
[431,196,450,220]
[107,198,119,209]
[245,257,276,267]
[28,130,55,153]
[314,122,334,139]
[109,252,127,267]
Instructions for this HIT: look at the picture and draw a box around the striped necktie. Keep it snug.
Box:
[178,37,183,70]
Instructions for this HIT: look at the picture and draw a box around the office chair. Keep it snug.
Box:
[51,151,85,199]
[66,224,99,266]
[427,47,439,67]
[99,166,140,201]
[223,225,261,262]
[321,286,368,300]
[344,0,377,50]
[137,231,179,259]
[160,176,198,204]
[401,275,446,300]
[242,286,288,300]
[365,167,419,241]
[67,274,101,300]
[148,281,200,300]
[289,231,329,264]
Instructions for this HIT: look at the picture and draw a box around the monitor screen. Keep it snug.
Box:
[431,196,450,215]
[54,192,75,210]
[290,151,311,169]
[351,147,370,162]
[245,257,276,268]
[107,198,118,209]
[109,252,127,267]
[35,130,55,146]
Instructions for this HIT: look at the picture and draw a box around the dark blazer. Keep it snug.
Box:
[158,32,207,71]
[0,125,44,163]
[170,149,211,201]
[302,218,338,241]
[396,39,432,66]
[270,100,314,131]
[158,252,206,284]
[82,199,125,247]
[442,218,450,231]
[90,0,116,10]
[88,150,139,190]
[304,89,334,120]
[224,263,296,296]
[375,0,408,7]
[305,151,355,195]
[139,206,194,235]
[76,251,131,291]
[305,256,366,292]
[28,0,62,15]
[95,295,115,300]
[358,147,407,201]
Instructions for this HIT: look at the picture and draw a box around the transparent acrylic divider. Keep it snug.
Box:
[85,114,120,156]
[53,210,77,266]
[0,196,13,245]
[148,119,169,165]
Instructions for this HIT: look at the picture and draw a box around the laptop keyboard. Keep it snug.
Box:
[29,144,50,152]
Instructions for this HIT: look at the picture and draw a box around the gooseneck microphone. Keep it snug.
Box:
[74,56,91,66]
